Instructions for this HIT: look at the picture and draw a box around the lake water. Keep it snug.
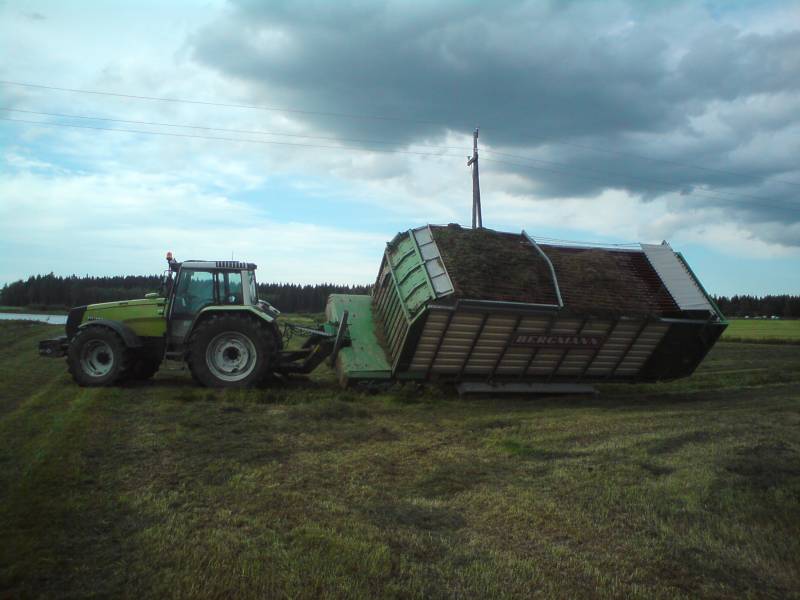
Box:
[0,312,67,325]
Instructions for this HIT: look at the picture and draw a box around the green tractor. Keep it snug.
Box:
[39,253,349,387]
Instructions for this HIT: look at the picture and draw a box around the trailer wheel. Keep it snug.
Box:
[67,326,131,386]
[187,315,277,388]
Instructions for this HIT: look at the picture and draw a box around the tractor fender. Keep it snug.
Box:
[191,306,274,328]
[187,307,281,347]
[78,319,143,348]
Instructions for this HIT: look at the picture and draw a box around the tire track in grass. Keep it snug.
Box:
[0,322,68,416]
[0,384,105,595]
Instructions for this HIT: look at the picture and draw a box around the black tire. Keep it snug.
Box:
[127,356,161,381]
[67,326,131,387]
[187,314,278,388]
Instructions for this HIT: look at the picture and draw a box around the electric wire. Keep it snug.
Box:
[0,116,465,159]
[3,113,796,213]
[0,107,467,152]
[481,157,797,213]
[481,151,780,204]
[0,79,446,125]
[532,236,642,248]
[1,107,789,208]
[4,78,798,187]
[486,146,800,188]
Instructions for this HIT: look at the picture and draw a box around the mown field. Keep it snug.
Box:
[722,318,800,343]
[1,320,799,599]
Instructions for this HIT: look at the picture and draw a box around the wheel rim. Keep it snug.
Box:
[205,332,258,382]
[80,340,115,378]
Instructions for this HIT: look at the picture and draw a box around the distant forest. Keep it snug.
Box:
[0,273,371,314]
[713,295,798,319]
[0,273,797,317]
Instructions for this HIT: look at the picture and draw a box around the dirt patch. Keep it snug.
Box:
[640,462,676,476]
[497,438,576,461]
[647,431,711,455]
[286,398,371,421]
[365,499,466,531]
[725,441,800,490]
[414,458,504,498]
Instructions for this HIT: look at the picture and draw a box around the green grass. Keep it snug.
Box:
[1,321,799,598]
[722,318,800,343]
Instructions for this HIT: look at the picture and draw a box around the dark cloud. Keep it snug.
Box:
[190,0,800,241]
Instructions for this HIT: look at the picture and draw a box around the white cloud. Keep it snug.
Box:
[0,0,798,295]
[0,165,386,284]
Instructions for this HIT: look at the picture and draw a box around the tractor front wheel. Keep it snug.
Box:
[187,315,277,388]
[67,326,131,386]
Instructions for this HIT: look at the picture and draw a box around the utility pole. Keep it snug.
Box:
[467,127,482,228]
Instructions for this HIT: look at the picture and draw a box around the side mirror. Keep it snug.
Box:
[159,270,174,298]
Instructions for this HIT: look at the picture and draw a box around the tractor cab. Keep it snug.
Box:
[162,254,274,350]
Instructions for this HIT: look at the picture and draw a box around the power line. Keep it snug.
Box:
[5,79,799,189]
[482,153,789,206]
[481,156,798,213]
[1,107,785,206]
[486,143,800,188]
[0,107,466,152]
[0,116,465,159]
[0,79,447,125]
[482,150,783,204]
[533,236,641,248]
[3,114,796,213]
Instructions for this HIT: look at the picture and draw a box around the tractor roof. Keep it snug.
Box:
[179,260,257,270]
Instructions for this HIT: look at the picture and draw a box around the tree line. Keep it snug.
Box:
[0,273,371,314]
[1,273,798,318]
[712,295,798,318]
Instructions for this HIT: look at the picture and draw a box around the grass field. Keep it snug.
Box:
[1,320,799,599]
[722,318,800,343]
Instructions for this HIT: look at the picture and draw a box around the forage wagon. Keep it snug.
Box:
[327,224,727,392]
[41,225,727,392]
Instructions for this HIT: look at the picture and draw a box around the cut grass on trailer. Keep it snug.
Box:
[1,320,799,599]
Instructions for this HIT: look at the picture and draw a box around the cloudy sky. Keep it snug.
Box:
[1,0,799,295]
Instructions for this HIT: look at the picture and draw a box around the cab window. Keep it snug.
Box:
[247,271,257,303]
[219,271,243,305]
[174,270,216,316]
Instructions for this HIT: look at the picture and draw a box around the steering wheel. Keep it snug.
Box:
[180,292,197,310]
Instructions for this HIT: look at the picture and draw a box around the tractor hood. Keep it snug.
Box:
[81,297,168,339]
[87,298,165,311]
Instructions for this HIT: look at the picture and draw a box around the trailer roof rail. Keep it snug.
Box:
[521,230,564,309]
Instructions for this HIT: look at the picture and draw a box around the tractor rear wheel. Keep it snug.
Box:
[187,315,277,388]
[67,326,131,386]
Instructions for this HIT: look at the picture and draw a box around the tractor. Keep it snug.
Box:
[39,225,727,393]
[39,253,349,387]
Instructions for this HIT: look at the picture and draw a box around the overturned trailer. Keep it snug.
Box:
[326,224,727,389]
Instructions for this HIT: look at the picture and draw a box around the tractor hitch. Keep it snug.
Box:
[39,336,68,358]
[277,311,350,374]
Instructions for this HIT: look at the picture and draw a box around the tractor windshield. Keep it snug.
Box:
[174,270,216,316]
